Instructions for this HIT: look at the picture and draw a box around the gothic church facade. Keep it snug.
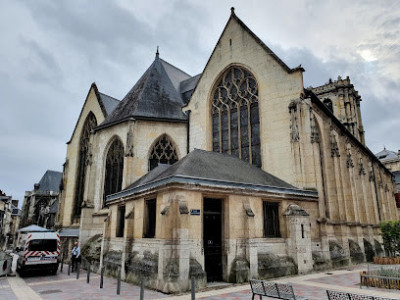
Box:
[57,9,399,293]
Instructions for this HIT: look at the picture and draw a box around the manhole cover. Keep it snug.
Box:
[40,289,62,294]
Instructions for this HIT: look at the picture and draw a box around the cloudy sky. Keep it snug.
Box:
[1,0,399,205]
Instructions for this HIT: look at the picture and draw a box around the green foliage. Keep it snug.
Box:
[380,221,400,257]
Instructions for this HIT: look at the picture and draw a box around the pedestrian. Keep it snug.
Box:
[71,241,81,272]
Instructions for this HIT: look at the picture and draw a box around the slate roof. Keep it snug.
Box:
[35,170,62,193]
[107,149,318,201]
[375,148,399,161]
[99,92,120,115]
[180,74,201,103]
[98,55,191,129]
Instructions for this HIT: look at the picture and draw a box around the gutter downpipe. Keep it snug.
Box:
[186,110,191,154]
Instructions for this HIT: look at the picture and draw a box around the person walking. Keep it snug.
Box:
[71,241,81,272]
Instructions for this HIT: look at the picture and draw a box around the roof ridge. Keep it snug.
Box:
[160,58,191,77]
[99,92,120,102]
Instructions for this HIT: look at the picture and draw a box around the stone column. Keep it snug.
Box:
[284,204,313,274]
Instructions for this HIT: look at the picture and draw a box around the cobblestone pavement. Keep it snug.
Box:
[1,264,400,300]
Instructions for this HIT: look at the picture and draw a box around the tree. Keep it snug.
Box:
[380,221,400,257]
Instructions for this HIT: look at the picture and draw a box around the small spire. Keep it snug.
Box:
[231,7,235,15]
[156,46,159,58]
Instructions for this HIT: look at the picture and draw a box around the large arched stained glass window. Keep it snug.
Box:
[212,66,261,167]
[73,112,97,221]
[149,135,178,171]
[103,138,124,207]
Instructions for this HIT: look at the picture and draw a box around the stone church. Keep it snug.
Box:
[56,8,399,293]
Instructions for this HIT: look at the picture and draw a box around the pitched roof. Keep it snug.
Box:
[375,148,399,161]
[97,55,190,130]
[35,170,62,193]
[99,92,120,115]
[107,149,318,201]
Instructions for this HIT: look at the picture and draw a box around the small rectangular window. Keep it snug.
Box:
[116,205,125,238]
[144,199,156,238]
[263,202,281,238]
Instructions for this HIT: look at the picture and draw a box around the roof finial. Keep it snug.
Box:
[231,7,235,15]
[156,46,159,58]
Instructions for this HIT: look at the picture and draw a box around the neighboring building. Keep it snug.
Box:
[376,148,400,208]
[21,170,62,230]
[9,200,20,247]
[0,192,12,250]
[57,9,398,293]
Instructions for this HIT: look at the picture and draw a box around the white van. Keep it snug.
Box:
[16,231,60,274]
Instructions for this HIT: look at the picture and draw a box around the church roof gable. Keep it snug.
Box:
[97,55,189,130]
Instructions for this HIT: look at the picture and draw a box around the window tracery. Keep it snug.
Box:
[103,138,124,207]
[149,135,178,171]
[73,113,97,221]
[211,66,261,167]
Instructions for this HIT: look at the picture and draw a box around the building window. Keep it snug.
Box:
[323,99,333,112]
[149,135,178,171]
[103,138,124,207]
[116,205,125,238]
[74,113,97,220]
[143,199,156,238]
[263,202,280,238]
[212,66,261,167]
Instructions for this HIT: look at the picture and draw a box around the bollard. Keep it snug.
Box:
[68,261,71,276]
[100,266,104,288]
[76,262,80,279]
[140,278,144,300]
[60,254,64,273]
[117,266,121,295]
[191,276,195,300]
[87,265,90,284]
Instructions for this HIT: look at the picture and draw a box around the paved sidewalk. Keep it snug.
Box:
[2,264,400,300]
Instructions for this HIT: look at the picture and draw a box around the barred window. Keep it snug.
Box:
[149,135,178,171]
[212,66,261,167]
[73,113,97,221]
[103,138,124,207]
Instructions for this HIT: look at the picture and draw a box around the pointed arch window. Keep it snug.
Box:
[212,66,261,167]
[149,135,178,171]
[73,112,97,221]
[103,138,124,207]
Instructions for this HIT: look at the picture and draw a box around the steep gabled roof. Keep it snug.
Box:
[67,83,119,143]
[97,55,189,130]
[183,8,304,108]
[107,149,318,201]
[35,170,62,193]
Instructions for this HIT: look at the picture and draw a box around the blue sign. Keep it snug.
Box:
[190,209,201,216]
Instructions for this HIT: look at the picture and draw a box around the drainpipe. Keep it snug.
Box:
[186,110,191,154]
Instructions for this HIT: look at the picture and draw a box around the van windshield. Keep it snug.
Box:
[28,239,57,252]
